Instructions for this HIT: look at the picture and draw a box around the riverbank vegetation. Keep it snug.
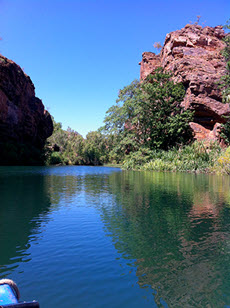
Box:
[45,22,230,174]
[46,69,194,167]
[45,120,112,166]
[46,68,230,173]
[123,141,230,174]
[45,68,230,174]
[45,118,230,174]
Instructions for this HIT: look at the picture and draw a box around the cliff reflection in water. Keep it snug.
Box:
[103,171,230,307]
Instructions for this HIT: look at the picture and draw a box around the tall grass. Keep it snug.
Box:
[122,141,230,174]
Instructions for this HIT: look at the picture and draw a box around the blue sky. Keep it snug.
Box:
[0,0,229,137]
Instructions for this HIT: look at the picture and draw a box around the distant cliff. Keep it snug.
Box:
[0,55,53,165]
[139,24,229,143]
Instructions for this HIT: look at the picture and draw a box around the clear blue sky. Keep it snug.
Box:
[0,0,229,137]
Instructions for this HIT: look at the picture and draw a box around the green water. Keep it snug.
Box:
[1,166,230,307]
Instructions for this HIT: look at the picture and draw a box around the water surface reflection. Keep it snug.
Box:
[1,167,230,307]
[104,171,230,307]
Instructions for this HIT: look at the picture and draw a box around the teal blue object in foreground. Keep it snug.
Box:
[0,283,18,305]
[0,279,39,307]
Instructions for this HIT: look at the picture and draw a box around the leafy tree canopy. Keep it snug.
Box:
[102,68,193,153]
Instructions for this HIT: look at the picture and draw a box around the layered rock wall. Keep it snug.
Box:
[0,55,53,164]
[139,24,228,142]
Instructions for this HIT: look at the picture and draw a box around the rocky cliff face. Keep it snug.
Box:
[0,55,53,164]
[139,24,228,143]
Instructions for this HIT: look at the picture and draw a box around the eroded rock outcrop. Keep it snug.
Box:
[139,24,229,142]
[0,55,53,164]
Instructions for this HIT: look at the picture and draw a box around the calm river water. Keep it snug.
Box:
[1,166,230,307]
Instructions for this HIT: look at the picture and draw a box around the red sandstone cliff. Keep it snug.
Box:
[0,54,53,164]
[139,24,229,142]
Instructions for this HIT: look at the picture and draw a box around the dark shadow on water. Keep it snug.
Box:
[0,167,52,276]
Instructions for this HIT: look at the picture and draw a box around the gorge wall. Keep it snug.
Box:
[0,55,53,164]
[139,24,229,143]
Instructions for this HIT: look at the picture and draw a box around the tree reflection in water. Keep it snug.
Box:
[100,171,230,307]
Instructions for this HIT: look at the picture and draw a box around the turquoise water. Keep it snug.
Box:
[1,166,230,307]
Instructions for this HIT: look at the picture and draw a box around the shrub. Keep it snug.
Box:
[211,147,230,174]
[123,149,153,170]
[123,141,223,173]
[49,152,63,165]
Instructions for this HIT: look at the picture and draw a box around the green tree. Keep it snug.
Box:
[103,80,144,159]
[83,131,109,165]
[138,70,193,150]
[103,68,193,157]
[46,118,84,165]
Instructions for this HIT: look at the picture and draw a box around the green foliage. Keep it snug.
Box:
[218,19,230,144]
[123,141,223,173]
[142,71,193,149]
[223,20,230,67]
[46,69,194,168]
[46,118,85,165]
[102,68,193,160]
[220,118,230,144]
[211,146,230,174]
[220,20,230,103]
[46,118,111,166]
[49,152,63,165]
[122,148,153,170]
[83,131,109,165]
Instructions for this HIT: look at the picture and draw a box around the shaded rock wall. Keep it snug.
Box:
[0,55,53,164]
[139,24,228,142]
